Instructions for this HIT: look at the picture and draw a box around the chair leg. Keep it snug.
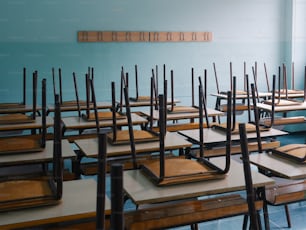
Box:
[285,204,292,228]
[242,214,248,230]
[190,223,198,230]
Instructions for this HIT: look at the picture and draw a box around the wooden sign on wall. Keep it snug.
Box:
[78,31,213,42]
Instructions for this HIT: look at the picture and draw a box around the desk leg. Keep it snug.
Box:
[257,187,270,230]
[72,150,83,179]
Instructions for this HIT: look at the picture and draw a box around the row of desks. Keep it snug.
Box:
[0,158,274,229]
[2,133,306,229]
[0,98,299,229]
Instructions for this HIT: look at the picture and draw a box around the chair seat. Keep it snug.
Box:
[272,144,306,162]
[107,130,159,145]
[129,96,151,102]
[82,111,126,121]
[0,113,34,125]
[167,106,198,114]
[61,100,87,107]
[0,103,25,109]
[0,136,43,154]
[0,179,59,212]
[141,158,225,186]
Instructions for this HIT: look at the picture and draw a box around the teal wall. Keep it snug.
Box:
[0,0,304,111]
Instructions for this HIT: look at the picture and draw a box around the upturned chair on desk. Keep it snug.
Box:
[129,64,152,102]
[80,72,125,122]
[124,122,263,230]
[0,67,26,109]
[167,68,199,114]
[0,77,47,155]
[0,93,63,212]
[140,77,231,186]
[104,72,159,147]
[52,67,88,108]
[0,70,38,124]
[259,70,306,127]
[249,81,306,228]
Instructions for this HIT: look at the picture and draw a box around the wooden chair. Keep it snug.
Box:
[52,67,87,107]
[249,81,306,228]
[106,74,159,146]
[140,77,232,186]
[129,65,151,102]
[0,70,37,124]
[124,123,263,230]
[0,93,63,212]
[167,68,199,113]
[274,63,304,95]
[81,73,125,122]
[264,65,305,106]
[0,77,46,155]
[212,75,269,134]
[260,73,306,127]
[0,67,26,109]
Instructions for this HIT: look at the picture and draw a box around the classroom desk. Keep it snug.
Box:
[0,116,54,132]
[123,157,274,205]
[249,152,306,180]
[61,113,148,135]
[0,179,111,230]
[140,107,224,121]
[178,127,287,145]
[257,101,306,113]
[47,101,113,115]
[0,139,75,167]
[74,132,192,158]
[211,92,272,100]
[211,92,272,111]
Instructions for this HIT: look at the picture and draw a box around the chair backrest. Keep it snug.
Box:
[157,94,166,181]
[264,63,271,92]
[110,81,118,142]
[252,63,260,103]
[53,94,63,200]
[89,78,100,134]
[250,83,263,153]
[199,77,209,128]
[264,75,277,128]
[133,64,139,100]
[213,62,220,94]
[73,72,82,118]
[32,71,38,120]
[40,78,47,148]
[303,65,306,102]
[121,76,138,169]
[119,67,126,113]
[239,123,260,230]
[169,68,197,111]
[85,73,92,119]
[58,68,63,104]
[51,67,63,103]
[22,67,26,105]
[199,78,232,173]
